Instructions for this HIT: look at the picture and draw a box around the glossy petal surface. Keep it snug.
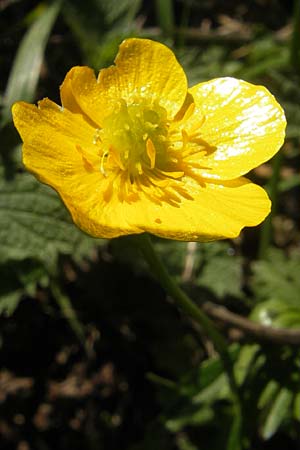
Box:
[12,39,286,242]
[97,39,188,119]
[189,78,286,180]
[60,39,187,126]
[64,177,271,241]
[12,99,99,185]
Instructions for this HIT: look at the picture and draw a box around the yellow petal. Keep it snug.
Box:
[12,99,99,186]
[60,66,109,127]
[97,38,188,118]
[56,175,270,241]
[135,177,271,241]
[189,77,286,180]
[12,96,271,240]
[59,67,84,115]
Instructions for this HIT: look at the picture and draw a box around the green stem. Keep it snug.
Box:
[177,1,191,48]
[155,0,175,38]
[51,281,86,345]
[133,233,243,449]
[290,0,300,71]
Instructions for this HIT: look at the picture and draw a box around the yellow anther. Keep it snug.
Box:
[136,161,143,175]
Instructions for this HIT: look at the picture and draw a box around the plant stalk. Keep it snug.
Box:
[134,233,243,449]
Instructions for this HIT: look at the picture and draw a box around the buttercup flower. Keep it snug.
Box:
[12,38,286,241]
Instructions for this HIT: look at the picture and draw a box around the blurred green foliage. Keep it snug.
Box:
[0,1,300,449]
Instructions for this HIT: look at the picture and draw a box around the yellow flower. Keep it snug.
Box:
[12,38,286,241]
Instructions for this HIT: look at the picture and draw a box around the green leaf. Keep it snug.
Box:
[1,1,61,125]
[165,404,214,432]
[234,344,262,386]
[258,381,280,410]
[260,387,293,440]
[251,248,300,307]
[293,392,300,421]
[154,239,192,281]
[95,0,141,25]
[195,242,243,299]
[177,345,240,406]
[180,345,240,398]
[176,434,199,450]
[0,289,22,317]
[278,174,300,192]
[0,259,48,316]
[0,168,100,270]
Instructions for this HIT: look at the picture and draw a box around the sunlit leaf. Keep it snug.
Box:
[165,405,214,432]
[1,1,61,125]
[260,387,293,440]
[0,167,100,269]
[294,392,300,422]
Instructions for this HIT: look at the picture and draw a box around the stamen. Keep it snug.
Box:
[181,129,189,149]
[182,102,195,121]
[146,138,156,169]
[93,128,101,145]
[159,169,184,179]
[100,151,109,176]
[136,161,143,175]
[109,146,125,170]
[76,145,94,172]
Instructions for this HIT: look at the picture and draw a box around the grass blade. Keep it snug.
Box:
[1,1,61,125]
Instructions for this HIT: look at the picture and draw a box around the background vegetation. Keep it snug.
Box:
[0,1,300,449]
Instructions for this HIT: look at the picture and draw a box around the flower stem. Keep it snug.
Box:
[133,233,243,449]
[155,0,175,38]
[51,281,85,345]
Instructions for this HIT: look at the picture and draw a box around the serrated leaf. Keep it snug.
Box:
[195,242,243,299]
[251,248,300,306]
[1,1,61,125]
[0,168,100,269]
[0,259,48,316]
[260,387,293,440]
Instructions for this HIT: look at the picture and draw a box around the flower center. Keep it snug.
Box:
[99,100,169,181]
